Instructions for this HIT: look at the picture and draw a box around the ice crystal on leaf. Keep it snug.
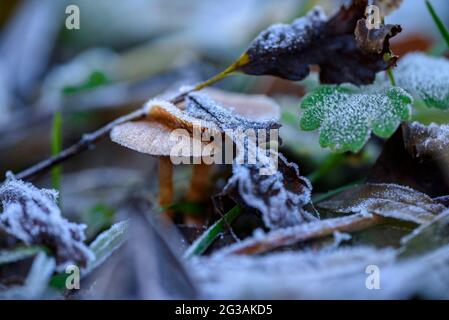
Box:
[318,183,445,224]
[403,122,449,158]
[395,53,449,109]
[0,178,93,270]
[300,85,412,152]
[240,0,401,85]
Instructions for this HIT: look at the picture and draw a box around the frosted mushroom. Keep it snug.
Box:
[110,90,280,221]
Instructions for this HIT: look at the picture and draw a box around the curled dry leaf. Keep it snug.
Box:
[0,178,93,270]
[318,183,446,224]
[238,0,401,85]
[368,127,449,198]
[403,121,449,159]
[182,91,312,229]
[222,154,313,229]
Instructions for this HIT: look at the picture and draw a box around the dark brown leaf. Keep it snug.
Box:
[317,183,445,224]
[368,125,449,197]
[221,154,313,229]
[238,0,401,85]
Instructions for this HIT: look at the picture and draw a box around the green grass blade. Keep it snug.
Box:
[426,0,449,48]
[184,205,241,259]
[51,111,63,192]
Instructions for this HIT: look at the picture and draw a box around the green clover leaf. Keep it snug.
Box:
[300,85,412,153]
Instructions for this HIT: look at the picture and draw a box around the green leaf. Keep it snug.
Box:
[51,111,63,192]
[184,205,241,259]
[87,220,128,272]
[49,220,128,290]
[62,70,109,95]
[300,85,412,152]
[82,203,116,239]
[425,0,449,48]
[0,246,43,265]
[395,53,449,109]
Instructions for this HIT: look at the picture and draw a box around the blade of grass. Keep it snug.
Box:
[51,111,63,192]
[312,182,361,204]
[425,0,449,48]
[184,205,241,259]
[307,153,345,184]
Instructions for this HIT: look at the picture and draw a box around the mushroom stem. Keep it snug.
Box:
[185,163,211,225]
[159,157,174,218]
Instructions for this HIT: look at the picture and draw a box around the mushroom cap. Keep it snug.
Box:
[202,88,280,122]
[111,99,221,158]
[110,90,280,158]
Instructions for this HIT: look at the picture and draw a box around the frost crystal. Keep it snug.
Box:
[318,183,445,224]
[395,53,449,109]
[224,154,313,229]
[405,122,449,158]
[0,178,94,270]
[185,93,279,131]
[251,7,326,52]
[185,92,312,229]
[300,86,412,152]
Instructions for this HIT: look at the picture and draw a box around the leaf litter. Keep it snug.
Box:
[0,177,93,270]
[239,0,401,85]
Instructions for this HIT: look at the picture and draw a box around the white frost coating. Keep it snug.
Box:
[332,231,352,248]
[144,98,221,132]
[249,7,327,53]
[0,252,56,299]
[0,178,94,271]
[302,86,412,152]
[191,243,449,299]
[318,183,444,224]
[395,53,449,109]
[87,220,129,273]
[226,153,313,229]
[184,92,311,229]
[407,122,449,157]
[186,93,279,131]
[190,247,401,299]
[215,214,368,257]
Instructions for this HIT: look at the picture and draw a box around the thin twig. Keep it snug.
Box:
[216,214,384,256]
[14,108,147,181]
[11,62,242,181]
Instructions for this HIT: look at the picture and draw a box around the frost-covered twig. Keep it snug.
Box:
[14,108,147,181]
[13,74,229,181]
[216,214,384,256]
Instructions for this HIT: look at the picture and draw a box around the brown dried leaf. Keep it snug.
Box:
[222,154,313,229]
[403,122,449,159]
[216,214,381,256]
[318,183,445,224]
[368,126,449,197]
[238,0,401,85]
